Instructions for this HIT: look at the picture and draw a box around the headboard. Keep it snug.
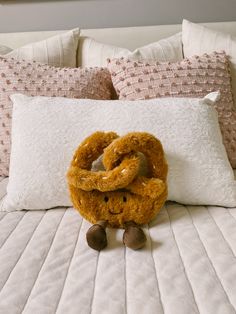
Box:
[0,21,236,51]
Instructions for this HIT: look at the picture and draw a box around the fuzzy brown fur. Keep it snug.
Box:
[67,131,168,228]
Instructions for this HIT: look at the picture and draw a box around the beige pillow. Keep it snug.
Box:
[6,28,80,68]
[78,33,183,67]
[182,19,236,107]
[0,45,12,55]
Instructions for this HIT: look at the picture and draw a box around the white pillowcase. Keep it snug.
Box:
[5,28,80,68]
[1,92,236,211]
[182,19,236,108]
[78,33,183,67]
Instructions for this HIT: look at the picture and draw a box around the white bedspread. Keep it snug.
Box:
[0,177,236,314]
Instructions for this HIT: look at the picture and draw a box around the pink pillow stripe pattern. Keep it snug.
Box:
[0,57,113,176]
[108,52,236,168]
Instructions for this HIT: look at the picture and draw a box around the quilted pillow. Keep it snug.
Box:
[107,52,236,168]
[1,93,236,211]
[78,33,183,67]
[5,28,80,68]
[0,57,113,176]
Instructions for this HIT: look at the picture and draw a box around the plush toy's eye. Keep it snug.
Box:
[104,196,109,203]
[123,196,127,202]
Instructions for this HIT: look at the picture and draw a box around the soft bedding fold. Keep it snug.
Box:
[0,178,8,203]
[0,175,235,314]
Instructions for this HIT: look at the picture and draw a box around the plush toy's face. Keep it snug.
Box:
[70,186,167,228]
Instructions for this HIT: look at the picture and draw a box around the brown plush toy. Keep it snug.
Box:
[67,131,168,251]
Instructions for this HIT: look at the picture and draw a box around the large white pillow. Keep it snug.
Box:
[1,93,236,211]
[5,28,80,68]
[78,33,183,67]
[182,19,236,107]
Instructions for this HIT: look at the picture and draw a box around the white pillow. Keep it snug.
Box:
[78,33,183,67]
[1,92,236,211]
[5,28,80,68]
[182,19,236,107]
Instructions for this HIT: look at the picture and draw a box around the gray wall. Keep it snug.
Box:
[0,0,235,32]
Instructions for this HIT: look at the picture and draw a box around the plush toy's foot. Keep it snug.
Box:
[123,221,147,250]
[86,220,108,251]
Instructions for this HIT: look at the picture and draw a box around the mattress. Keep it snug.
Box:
[0,176,236,314]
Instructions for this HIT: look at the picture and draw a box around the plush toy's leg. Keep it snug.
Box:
[123,221,147,250]
[86,220,108,251]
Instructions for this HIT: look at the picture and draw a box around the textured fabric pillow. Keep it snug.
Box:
[1,92,236,211]
[5,28,79,68]
[0,57,113,177]
[182,19,236,109]
[78,33,183,67]
[107,52,236,168]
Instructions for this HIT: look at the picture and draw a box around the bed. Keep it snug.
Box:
[0,174,236,314]
[0,21,236,314]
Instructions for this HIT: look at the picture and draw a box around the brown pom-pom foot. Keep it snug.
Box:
[86,221,108,251]
[123,222,147,250]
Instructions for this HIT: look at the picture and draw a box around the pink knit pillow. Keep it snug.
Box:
[0,57,113,176]
[108,52,236,168]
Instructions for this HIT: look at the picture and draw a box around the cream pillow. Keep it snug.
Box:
[182,19,236,107]
[0,45,12,55]
[5,28,80,68]
[1,92,236,212]
[78,33,183,67]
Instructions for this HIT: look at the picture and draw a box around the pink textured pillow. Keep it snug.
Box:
[0,57,113,176]
[108,52,236,168]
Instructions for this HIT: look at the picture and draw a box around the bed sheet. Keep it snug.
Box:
[0,176,236,314]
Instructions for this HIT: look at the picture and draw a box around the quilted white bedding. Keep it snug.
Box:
[0,176,236,314]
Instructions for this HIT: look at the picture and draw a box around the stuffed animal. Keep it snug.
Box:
[67,131,168,251]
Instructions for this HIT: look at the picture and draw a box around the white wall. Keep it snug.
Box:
[0,0,235,32]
